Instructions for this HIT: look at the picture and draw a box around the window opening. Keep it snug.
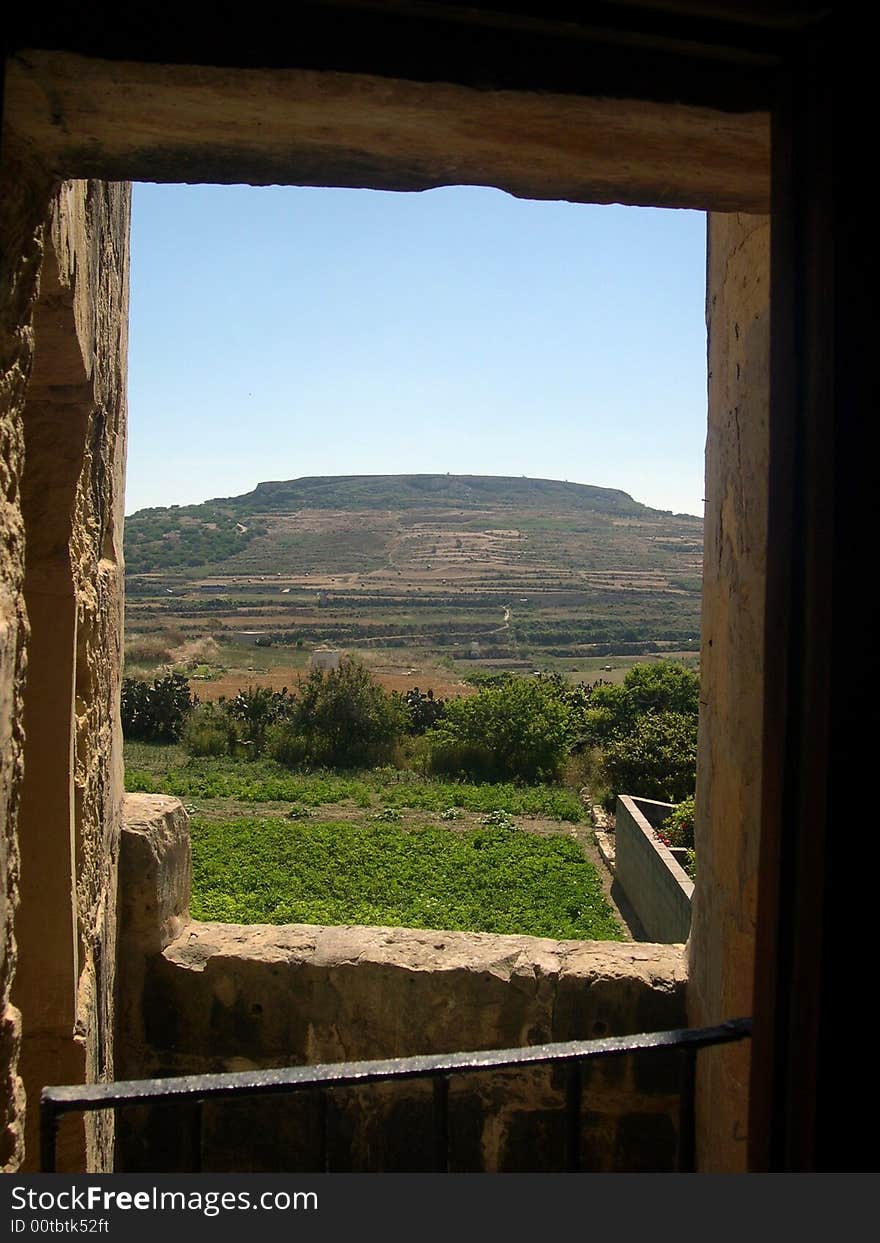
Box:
[122,183,707,945]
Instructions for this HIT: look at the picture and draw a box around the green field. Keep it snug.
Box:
[125,742,586,820]
[125,741,622,940]
[189,815,622,939]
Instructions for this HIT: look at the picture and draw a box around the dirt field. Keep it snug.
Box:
[191,664,477,703]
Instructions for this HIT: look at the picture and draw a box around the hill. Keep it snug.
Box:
[232,474,651,515]
[124,474,693,575]
[123,473,703,686]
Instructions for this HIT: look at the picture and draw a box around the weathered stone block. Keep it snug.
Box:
[116,919,688,1172]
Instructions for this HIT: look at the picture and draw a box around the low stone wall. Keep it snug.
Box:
[118,794,689,1172]
[615,797,693,944]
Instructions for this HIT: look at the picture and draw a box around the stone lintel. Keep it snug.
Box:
[5,51,769,212]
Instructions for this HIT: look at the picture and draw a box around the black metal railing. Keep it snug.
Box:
[41,1017,751,1173]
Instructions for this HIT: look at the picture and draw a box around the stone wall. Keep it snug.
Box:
[0,138,53,1174]
[117,795,689,1172]
[615,797,693,944]
[0,170,130,1172]
[689,212,770,1170]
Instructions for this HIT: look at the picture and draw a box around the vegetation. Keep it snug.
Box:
[124,748,586,820]
[124,505,267,573]
[125,656,699,810]
[120,672,197,742]
[572,662,700,808]
[122,658,701,939]
[426,677,571,782]
[278,656,408,768]
[181,702,243,757]
[580,662,700,746]
[600,711,697,805]
[219,686,296,755]
[189,815,622,939]
[186,473,650,519]
[403,686,446,734]
[661,795,695,849]
[120,476,704,940]
[658,795,697,881]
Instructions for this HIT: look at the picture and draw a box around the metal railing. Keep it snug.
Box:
[41,1017,751,1173]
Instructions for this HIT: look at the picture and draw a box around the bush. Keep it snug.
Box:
[221,686,296,755]
[291,656,408,768]
[622,662,699,717]
[264,721,310,768]
[403,687,446,734]
[182,703,243,757]
[579,662,700,747]
[121,672,196,741]
[600,711,697,805]
[661,794,696,848]
[426,677,570,783]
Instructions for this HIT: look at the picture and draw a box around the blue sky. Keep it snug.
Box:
[126,183,707,517]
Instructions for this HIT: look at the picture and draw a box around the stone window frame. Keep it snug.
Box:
[2,15,831,1171]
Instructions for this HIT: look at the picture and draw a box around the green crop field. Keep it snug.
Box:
[125,743,586,820]
[189,815,622,939]
[125,740,623,941]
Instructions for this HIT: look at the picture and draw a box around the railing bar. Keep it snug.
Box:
[678,1046,697,1172]
[40,1019,753,1115]
[192,1100,203,1173]
[433,1075,449,1173]
[564,1061,582,1173]
[40,1096,58,1174]
[319,1089,329,1173]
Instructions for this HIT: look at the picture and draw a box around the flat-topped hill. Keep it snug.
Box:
[125,473,698,577]
[124,474,702,667]
[235,473,650,515]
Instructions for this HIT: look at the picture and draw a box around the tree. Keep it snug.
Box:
[621,661,699,717]
[601,711,697,804]
[290,656,407,767]
[427,677,570,782]
[579,662,699,747]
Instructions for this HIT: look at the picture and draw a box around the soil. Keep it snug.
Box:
[191,666,475,703]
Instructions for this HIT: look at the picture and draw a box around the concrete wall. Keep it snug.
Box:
[0,170,130,1171]
[689,213,770,1170]
[118,795,689,1173]
[616,797,693,944]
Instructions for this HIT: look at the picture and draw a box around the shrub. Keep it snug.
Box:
[222,685,296,755]
[579,662,700,747]
[661,794,696,848]
[291,656,408,768]
[426,677,570,783]
[403,686,446,734]
[622,662,699,717]
[121,672,196,741]
[579,688,630,746]
[182,702,243,757]
[425,739,500,783]
[264,721,310,768]
[600,711,697,805]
